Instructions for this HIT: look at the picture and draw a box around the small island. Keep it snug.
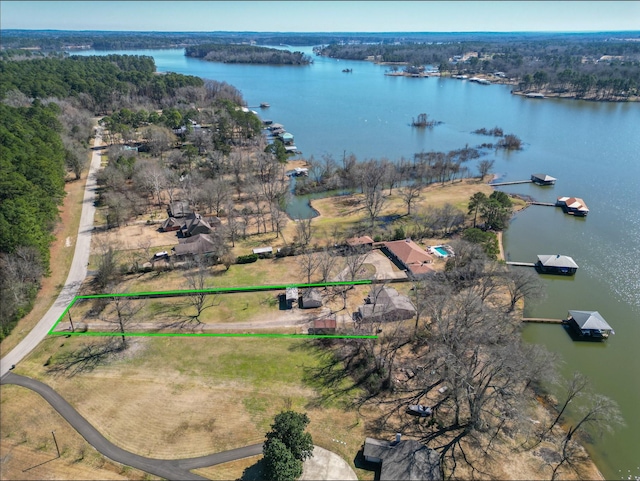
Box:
[185,44,312,65]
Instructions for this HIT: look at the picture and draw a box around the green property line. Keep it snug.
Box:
[48,280,376,339]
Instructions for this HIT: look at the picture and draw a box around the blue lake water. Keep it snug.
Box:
[75,47,640,478]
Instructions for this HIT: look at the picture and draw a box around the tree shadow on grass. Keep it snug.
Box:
[46,338,124,378]
[240,458,264,481]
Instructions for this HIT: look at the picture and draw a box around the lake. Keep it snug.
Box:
[75,47,640,479]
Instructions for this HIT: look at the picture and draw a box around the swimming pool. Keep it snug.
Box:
[434,246,449,257]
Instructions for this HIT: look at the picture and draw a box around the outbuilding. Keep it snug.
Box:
[536,254,579,275]
[566,310,615,340]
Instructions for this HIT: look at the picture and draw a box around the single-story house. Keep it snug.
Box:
[181,213,212,237]
[536,254,579,275]
[346,235,375,248]
[382,239,434,278]
[309,319,336,335]
[301,288,323,309]
[363,435,442,481]
[556,197,589,216]
[566,310,615,340]
[172,233,217,257]
[531,173,557,185]
[357,286,416,323]
[161,217,185,232]
[168,200,193,218]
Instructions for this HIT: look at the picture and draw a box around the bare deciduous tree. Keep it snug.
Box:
[400,182,423,216]
[297,249,321,284]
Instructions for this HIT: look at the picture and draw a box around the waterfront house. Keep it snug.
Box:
[382,239,434,278]
[363,435,442,481]
[566,310,615,340]
[531,173,556,185]
[301,288,323,309]
[536,254,579,275]
[556,197,589,216]
[309,319,336,335]
[357,286,416,323]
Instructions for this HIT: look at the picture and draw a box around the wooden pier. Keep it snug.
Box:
[522,318,565,324]
[527,201,556,207]
[489,180,533,186]
[506,261,536,267]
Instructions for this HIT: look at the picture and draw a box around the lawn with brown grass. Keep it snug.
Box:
[9,336,372,478]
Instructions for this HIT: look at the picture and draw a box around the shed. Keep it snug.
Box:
[346,235,374,248]
[309,319,336,335]
[567,310,615,340]
[536,254,579,275]
[363,435,442,481]
[285,287,299,308]
[531,173,556,185]
[252,246,273,258]
[301,289,323,309]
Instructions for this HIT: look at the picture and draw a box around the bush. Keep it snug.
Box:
[236,253,258,264]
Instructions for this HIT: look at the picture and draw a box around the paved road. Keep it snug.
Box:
[0,130,104,377]
[0,372,264,480]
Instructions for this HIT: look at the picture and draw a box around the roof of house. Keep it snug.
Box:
[346,235,374,246]
[182,213,212,236]
[169,200,192,217]
[383,239,434,275]
[359,286,416,321]
[537,254,579,269]
[161,217,186,230]
[531,173,557,182]
[313,319,336,329]
[363,438,442,481]
[568,310,614,332]
[557,197,589,212]
[173,233,217,256]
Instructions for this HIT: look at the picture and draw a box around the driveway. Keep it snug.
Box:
[302,445,358,480]
[1,129,104,377]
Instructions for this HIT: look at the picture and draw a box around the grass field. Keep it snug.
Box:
[7,336,374,479]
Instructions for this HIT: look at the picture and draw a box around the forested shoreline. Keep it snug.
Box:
[185,44,312,65]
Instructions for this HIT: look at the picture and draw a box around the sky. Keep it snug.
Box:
[1,1,639,33]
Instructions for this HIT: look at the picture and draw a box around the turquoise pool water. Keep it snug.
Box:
[434,246,449,257]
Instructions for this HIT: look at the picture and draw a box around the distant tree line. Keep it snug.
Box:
[185,44,312,65]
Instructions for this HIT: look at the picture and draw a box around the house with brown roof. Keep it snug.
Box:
[363,435,442,481]
[357,286,416,323]
[382,239,434,277]
[181,213,212,237]
[172,233,217,257]
[308,319,336,335]
[346,235,374,248]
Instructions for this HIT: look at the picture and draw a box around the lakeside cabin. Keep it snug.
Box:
[536,254,579,275]
[531,173,557,185]
[566,310,615,340]
[556,197,589,216]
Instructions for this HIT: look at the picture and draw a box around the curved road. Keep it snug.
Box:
[1,129,104,377]
[0,372,263,480]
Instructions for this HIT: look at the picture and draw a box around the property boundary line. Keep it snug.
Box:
[48,280,378,339]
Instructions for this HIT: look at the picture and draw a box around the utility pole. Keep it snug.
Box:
[51,431,60,458]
